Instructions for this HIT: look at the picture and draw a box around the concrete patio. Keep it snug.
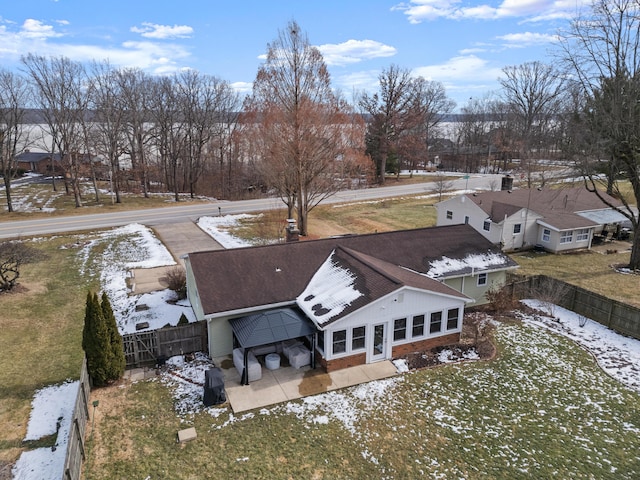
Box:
[216,355,399,413]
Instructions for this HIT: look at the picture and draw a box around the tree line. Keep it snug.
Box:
[2,1,640,268]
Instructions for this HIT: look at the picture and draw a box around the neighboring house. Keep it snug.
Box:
[436,186,631,253]
[185,224,518,379]
[15,151,63,175]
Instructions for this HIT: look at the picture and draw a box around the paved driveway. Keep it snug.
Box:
[131,222,223,294]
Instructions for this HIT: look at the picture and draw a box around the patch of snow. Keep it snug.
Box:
[393,358,409,373]
[520,299,640,392]
[297,249,364,326]
[13,381,80,480]
[197,214,255,248]
[426,252,508,278]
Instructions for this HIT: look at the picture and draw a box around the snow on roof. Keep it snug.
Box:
[297,249,364,327]
[426,252,509,278]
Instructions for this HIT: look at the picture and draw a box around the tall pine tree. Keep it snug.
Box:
[102,291,125,380]
[82,291,125,386]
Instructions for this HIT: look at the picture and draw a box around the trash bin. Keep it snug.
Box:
[265,353,281,370]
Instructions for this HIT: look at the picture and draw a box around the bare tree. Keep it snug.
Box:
[409,78,455,172]
[244,21,356,235]
[116,68,154,197]
[499,61,565,187]
[21,54,90,207]
[0,240,46,292]
[360,65,415,184]
[558,0,640,270]
[89,62,129,204]
[0,70,31,212]
[430,171,455,201]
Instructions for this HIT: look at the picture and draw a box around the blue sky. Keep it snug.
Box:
[0,1,589,108]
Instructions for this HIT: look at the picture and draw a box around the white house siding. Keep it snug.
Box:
[318,287,467,364]
[537,225,593,253]
[436,196,503,245]
[500,210,542,251]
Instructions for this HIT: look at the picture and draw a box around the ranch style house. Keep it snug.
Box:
[185,224,518,383]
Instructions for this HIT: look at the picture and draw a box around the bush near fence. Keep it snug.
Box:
[507,274,640,340]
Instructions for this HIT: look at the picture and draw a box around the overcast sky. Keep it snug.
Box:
[1,0,590,108]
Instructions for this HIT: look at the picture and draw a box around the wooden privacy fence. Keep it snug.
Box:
[62,357,90,480]
[122,321,208,368]
[507,274,640,340]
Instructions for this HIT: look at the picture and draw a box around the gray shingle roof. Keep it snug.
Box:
[469,187,623,230]
[187,224,514,317]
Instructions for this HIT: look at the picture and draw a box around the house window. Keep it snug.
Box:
[447,308,459,330]
[317,331,325,353]
[560,231,573,244]
[513,223,522,234]
[352,326,366,351]
[430,311,442,334]
[394,318,407,341]
[412,314,425,337]
[446,210,453,220]
[542,228,551,242]
[332,330,346,355]
[483,220,491,231]
[576,228,589,241]
[464,216,470,224]
[477,272,488,286]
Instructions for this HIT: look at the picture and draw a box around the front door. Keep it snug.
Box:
[369,323,387,362]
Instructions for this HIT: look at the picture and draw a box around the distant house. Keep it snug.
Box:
[15,151,63,175]
[185,225,517,380]
[435,186,631,253]
[15,150,100,176]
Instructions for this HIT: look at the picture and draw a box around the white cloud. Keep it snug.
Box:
[394,0,590,23]
[497,31,558,47]
[318,39,397,66]
[21,19,63,39]
[413,54,503,82]
[231,81,253,95]
[131,22,193,39]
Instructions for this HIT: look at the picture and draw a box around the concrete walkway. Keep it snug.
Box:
[219,358,399,413]
[130,222,223,294]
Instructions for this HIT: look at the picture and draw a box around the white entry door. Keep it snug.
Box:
[369,323,387,362]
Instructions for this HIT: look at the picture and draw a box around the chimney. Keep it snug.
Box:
[285,219,299,242]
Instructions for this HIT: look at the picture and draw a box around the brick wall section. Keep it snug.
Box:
[316,332,460,373]
[321,352,367,372]
[391,333,460,357]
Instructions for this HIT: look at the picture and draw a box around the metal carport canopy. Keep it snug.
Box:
[229,307,317,349]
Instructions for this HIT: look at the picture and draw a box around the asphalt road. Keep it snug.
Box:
[0,174,503,239]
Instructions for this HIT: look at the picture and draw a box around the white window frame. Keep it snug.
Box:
[477,272,488,286]
[560,231,573,244]
[351,326,366,351]
[513,223,522,235]
[446,210,453,220]
[393,318,407,342]
[542,228,551,243]
[483,220,491,231]
[576,228,589,242]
